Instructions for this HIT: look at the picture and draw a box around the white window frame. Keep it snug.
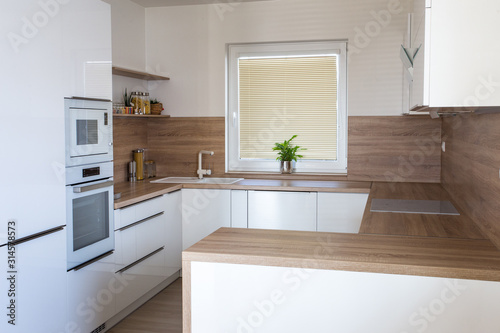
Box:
[226,40,348,174]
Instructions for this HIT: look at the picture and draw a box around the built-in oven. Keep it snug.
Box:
[65,97,113,167]
[66,161,114,271]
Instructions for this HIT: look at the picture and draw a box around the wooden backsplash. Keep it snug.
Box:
[114,115,442,183]
[441,113,500,249]
[113,117,149,183]
[348,116,442,183]
[147,117,226,178]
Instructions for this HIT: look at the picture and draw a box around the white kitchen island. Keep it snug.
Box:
[182,228,500,333]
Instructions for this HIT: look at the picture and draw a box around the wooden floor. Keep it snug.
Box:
[108,278,182,333]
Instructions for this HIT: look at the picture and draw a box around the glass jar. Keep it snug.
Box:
[144,160,156,178]
[144,92,151,115]
[130,92,140,114]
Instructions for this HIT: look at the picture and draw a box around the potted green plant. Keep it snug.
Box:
[272,135,305,174]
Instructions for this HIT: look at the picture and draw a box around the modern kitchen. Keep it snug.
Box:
[2,0,500,332]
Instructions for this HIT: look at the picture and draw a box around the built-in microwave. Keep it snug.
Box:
[65,97,113,167]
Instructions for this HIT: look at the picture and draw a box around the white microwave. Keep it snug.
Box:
[65,97,113,167]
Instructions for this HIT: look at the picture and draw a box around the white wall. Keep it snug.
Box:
[145,0,410,117]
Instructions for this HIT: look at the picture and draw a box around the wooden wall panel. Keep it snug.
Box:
[147,117,226,178]
[441,113,500,250]
[348,116,442,183]
[113,117,149,183]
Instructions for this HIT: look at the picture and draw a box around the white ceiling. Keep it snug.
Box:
[129,0,275,7]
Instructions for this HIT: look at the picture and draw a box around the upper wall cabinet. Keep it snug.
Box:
[62,0,112,100]
[411,0,500,111]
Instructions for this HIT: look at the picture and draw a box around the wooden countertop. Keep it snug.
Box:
[114,181,182,209]
[114,178,371,209]
[183,227,500,282]
[359,182,486,239]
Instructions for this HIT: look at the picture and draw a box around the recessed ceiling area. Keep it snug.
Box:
[130,0,276,7]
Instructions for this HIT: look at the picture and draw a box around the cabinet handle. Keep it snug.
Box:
[116,247,165,274]
[1,225,65,247]
[68,250,115,272]
[117,212,164,231]
[73,180,114,193]
[69,96,112,102]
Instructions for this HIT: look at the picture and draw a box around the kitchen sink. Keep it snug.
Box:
[151,177,244,185]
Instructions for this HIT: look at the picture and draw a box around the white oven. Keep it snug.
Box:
[65,97,113,167]
[66,162,114,271]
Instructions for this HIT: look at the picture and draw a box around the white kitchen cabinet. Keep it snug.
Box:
[67,250,116,333]
[114,196,169,314]
[231,190,248,228]
[182,189,231,250]
[114,246,167,314]
[411,0,500,109]
[164,190,183,276]
[0,228,67,333]
[317,193,369,233]
[247,191,317,232]
[62,0,112,100]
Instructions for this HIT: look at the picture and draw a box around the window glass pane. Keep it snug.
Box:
[239,56,338,161]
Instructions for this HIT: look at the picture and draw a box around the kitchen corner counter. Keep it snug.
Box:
[114,178,372,209]
[113,181,182,209]
[183,227,500,282]
[359,182,486,239]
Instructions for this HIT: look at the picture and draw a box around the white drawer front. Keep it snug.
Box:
[115,196,165,229]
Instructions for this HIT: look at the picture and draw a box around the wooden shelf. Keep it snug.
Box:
[112,66,170,81]
[113,114,170,119]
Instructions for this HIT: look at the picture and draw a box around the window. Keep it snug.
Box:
[227,41,347,173]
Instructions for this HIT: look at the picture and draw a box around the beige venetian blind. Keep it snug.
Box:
[239,56,338,160]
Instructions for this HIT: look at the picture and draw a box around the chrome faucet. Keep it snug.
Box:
[197,150,214,179]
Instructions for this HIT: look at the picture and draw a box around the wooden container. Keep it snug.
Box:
[150,103,163,115]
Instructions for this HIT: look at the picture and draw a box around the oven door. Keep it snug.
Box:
[66,178,114,271]
[65,101,113,166]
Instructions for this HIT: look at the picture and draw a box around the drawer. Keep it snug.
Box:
[114,213,166,270]
[115,195,165,230]
[115,247,167,314]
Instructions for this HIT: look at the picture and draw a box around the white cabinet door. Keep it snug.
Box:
[247,191,317,232]
[412,0,500,108]
[317,193,369,233]
[182,189,231,250]
[231,190,248,228]
[164,190,182,277]
[62,0,112,100]
[0,228,66,332]
[67,251,116,333]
